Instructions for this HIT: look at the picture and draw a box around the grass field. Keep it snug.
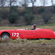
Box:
[0,25,55,31]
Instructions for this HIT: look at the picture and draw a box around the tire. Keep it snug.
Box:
[39,38,46,40]
[1,33,10,40]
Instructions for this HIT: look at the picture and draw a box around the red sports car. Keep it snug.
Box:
[0,28,55,39]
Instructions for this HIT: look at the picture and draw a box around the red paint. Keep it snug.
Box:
[0,29,55,39]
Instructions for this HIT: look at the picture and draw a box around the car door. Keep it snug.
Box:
[24,30,36,39]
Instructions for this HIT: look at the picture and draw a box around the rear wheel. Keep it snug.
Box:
[39,38,46,40]
[1,33,10,40]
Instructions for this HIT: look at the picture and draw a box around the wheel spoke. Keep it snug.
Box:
[1,33,10,40]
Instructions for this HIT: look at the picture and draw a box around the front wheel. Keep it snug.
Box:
[1,33,10,40]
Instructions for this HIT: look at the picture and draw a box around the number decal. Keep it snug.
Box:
[17,33,19,37]
[12,33,19,37]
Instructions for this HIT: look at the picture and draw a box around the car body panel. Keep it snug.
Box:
[24,30,36,39]
[36,29,54,38]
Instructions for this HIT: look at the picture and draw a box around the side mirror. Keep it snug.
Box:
[15,28,17,30]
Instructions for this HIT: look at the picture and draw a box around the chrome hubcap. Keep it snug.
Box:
[2,35,8,39]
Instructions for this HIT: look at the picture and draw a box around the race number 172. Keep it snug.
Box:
[12,33,19,37]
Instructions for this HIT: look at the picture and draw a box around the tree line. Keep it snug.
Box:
[0,6,55,25]
[0,0,55,7]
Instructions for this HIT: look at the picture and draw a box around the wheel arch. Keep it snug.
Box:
[1,32,10,38]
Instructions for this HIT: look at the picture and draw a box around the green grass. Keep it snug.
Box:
[10,39,55,43]
[50,21,55,25]
[0,26,55,31]
[1,38,55,43]
[30,39,55,43]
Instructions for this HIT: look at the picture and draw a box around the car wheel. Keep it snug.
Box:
[39,38,45,40]
[1,33,10,40]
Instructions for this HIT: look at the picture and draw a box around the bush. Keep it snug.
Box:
[8,6,19,23]
[53,6,55,13]
[22,7,32,15]
[8,12,18,23]
[9,6,18,13]
[24,13,35,25]
[23,7,34,25]
[1,10,9,19]
[0,17,2,21]
[0,13,2,21]
[38,7,45,14]
[41,10,52,24]
[22,10,28,15]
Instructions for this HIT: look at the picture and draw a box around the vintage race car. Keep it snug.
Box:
[0,28,55,39]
